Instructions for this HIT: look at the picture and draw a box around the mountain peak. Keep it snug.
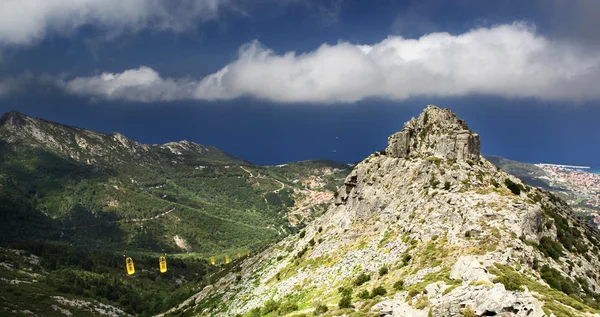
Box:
[0,110,30,128]
[386,104,480,161]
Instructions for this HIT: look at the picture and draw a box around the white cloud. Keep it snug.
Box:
[63,67,201,102]
[62,23,600,103]
[0,0,227,46]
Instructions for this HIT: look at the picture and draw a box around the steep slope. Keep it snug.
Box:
[487,155,600,229]
[169,105,600,317]
[485,156,556,191]
[0,111,349,254]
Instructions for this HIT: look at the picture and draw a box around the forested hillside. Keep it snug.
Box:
[0,111,350,316]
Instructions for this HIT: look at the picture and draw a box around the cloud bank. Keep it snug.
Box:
[0,0,229,46]
[62,23,600,103]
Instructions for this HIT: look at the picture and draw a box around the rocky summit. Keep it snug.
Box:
[165,105,600,317]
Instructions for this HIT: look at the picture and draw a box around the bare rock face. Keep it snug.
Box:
[387,105,480,162]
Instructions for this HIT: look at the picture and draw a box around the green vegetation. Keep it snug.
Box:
[314,302,329,315]
[461,306,476,317]
[488,263,600,316]
[358,290,370,299]
[504,178,524,195]
[542,204,589,256]
[0,115,352,315]
[540,265,579,296]
[370,286,387,298]
[492,275,524,291]
[338,296,352,309]
[537,237,564,260]
[353,273,371,286]
[393,280,404,291]
[379,265,389,276]
[0,243,224,316]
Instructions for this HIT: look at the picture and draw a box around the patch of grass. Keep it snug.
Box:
[378,230,394,248]
[461,306,476,317]
[414,296,428,309]
[406,267,460,295]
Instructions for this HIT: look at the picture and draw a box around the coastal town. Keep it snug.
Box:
[535,163,600,226]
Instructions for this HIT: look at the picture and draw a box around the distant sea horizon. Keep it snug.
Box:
[591,168,600,175]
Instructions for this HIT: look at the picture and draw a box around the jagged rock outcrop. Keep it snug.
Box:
[162,105,600,317]
[387,105,480,162]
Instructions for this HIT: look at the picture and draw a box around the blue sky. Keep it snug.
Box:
[0,0,599,166]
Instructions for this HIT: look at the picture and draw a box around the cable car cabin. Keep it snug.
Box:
[126,257,135,275]
[238,252,241,258]
[210,256,215,265]
[225,255,230,264]
[159,256,167,273]
[247,251,250,257]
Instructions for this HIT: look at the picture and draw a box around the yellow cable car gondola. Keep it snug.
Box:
[225,255,230,264]
[126,257,135,275]
[237,252,241,258]
[210,256,215,265]
[159,256,167,273]
[247,251,250,257]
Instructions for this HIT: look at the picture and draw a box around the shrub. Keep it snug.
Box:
[408,289,420,298]
[444,181,451,190]
[393,280,404,291]
[313,302,328,315]
[309,239,315,246]
[358,290,370,299]
[540,265,579,296]
[338,296,352,309]
[262,299,279,314]
[353,273,371,286]
[299,231,306,238]
[537,236,563,260]
[493,275,523,291]
[249,307,261,317]
[371,286,387,298]
[338,286,352,297]
[379,265,389,276]
[296,246,308,259]
[402,254,412,265]
[278,301,298,315]
[504,178,523,195]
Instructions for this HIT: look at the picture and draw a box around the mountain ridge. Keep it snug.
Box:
[167,105,600,317]
[0,110,250,167]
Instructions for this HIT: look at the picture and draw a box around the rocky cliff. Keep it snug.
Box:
[164,105,600,317]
